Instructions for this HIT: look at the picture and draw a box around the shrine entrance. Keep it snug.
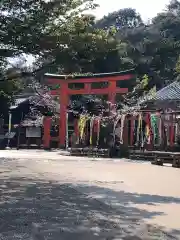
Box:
[43,70,135,148]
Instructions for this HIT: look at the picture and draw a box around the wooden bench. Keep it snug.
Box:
[151,151,180,168]
[70,148,84,156]
[129,149,155,161]
[129,149,180,168]
[129,154,154,161]
[70,147,109,157]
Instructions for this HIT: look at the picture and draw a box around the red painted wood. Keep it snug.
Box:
[170,114,174,147]
[50,90,59,96]
[84,83,91,94]
[67,88,128,95]
[108,81,116,104]
[161,115,165,148]
[145,112,153,150]
[43,116,51,149]
[59,82,68,147]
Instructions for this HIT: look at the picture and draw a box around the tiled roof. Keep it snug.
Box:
[154,81,180,100]
[10,97,29,109]
[139,81,180,105]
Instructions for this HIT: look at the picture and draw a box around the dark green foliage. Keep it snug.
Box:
[2,0,180,116]
[96,1,180,86]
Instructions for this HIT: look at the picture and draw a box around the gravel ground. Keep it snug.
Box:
[0,153,179,239]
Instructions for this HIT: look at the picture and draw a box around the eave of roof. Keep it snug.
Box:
[44,69,135,79]
[10,97,29,110]
[139,81,180,106]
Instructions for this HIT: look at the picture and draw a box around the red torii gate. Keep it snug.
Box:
[43,70,135,148]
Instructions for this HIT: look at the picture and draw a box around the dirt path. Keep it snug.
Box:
[0,150,180,239]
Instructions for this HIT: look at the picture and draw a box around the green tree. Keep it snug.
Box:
[0,0,128,79]
[0,66,22,116]
[0,0,96,58]
[34,14,128,74]
[126,0,180,85]
[0,0,98,115]
[96,8,143,29]
[96,2,180,87]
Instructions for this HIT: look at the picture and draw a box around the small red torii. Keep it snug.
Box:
[43,70,135,148]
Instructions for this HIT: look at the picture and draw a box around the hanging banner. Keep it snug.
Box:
[78,115,87,140]
[8,113,12,135]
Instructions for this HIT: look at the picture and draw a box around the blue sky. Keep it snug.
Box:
[92,0,170,20]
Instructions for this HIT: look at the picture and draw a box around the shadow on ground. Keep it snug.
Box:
[0,176,179,240]
[75,183,180,238]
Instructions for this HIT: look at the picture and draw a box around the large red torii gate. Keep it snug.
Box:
[44,70,135,148]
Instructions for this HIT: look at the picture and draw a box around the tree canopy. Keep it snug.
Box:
[1,0,180,116]
[0,0,99,115]
[96,1,180,87]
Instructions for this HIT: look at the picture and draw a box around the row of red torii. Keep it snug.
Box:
[43,70,134,148]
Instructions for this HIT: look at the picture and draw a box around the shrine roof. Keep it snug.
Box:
[44,69,134,79]
[10,97,29,109]
[154,81,180,100]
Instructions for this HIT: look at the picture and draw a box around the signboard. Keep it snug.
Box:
[26,127,41,138]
